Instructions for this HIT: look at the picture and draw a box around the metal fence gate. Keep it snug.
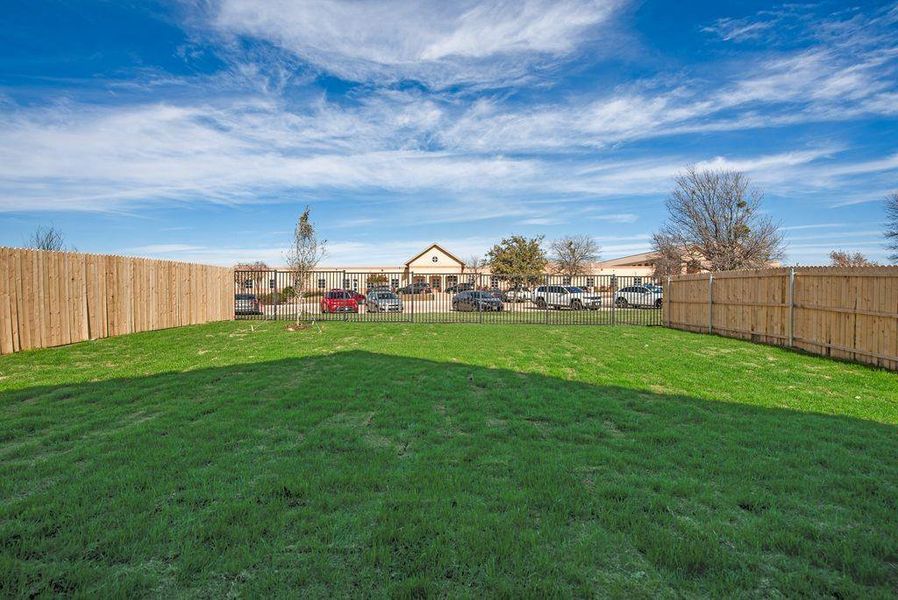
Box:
[234,270,664,326]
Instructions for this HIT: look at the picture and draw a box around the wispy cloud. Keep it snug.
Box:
[207,0,623,88]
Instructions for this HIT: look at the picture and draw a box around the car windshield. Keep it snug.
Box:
[376,293,397,300]
[326,292,344,299]
[235,294,254,300]
[471,292,493,298]
[566,287,585,293]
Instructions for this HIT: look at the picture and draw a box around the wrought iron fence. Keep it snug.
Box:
[234,270,664,325]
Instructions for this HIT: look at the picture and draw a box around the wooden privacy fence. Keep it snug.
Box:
[663,266,898,370]
[0,247,233,354]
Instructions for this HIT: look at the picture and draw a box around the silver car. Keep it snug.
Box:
[235,293,262,315]
[613,285,663,308]
[366,291,404,312]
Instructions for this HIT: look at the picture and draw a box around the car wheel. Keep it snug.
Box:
[615,297,629,308]
[571,299,583,311]
[535,298,546,308]
[655,298,663,308]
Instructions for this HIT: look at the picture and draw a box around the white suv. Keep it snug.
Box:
[613,284,663,308]
[532,285,602,310]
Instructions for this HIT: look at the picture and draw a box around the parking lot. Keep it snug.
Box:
[235,271,664,326]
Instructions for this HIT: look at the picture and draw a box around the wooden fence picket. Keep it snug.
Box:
[0,247,233,354]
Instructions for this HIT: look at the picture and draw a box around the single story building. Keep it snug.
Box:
[237,244,663,295]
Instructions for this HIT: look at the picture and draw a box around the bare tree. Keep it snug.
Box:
[285,206,326,317]
[550,235,600,276]
[829,250,874,268]
[234,261,272,293]
[27,225,66,251]
[652,167,785,273]
[465,255,486,277]
[887,191,898,263]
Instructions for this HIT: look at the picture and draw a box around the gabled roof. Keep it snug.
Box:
[404,243,465,267]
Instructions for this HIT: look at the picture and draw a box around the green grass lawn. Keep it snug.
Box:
[1,322,896,597]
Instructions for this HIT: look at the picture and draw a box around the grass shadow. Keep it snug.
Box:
[1,350,896,597]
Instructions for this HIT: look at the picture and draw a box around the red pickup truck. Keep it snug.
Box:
[320,289,359,313]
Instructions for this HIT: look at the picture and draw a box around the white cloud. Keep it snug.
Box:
[210,0,622,87]
[1,93,892,219]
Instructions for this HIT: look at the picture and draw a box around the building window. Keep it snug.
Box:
[467,274,476,283]
[317,278,326,289]
[243,279,253,289]
[343,278,350,289]
[586,277,595,288]
[352,278,359,291]
[390,278,399,289]
[490,276,499,288]
[269,278,276,289]
[634,277,642,285]
[562,276,571,285]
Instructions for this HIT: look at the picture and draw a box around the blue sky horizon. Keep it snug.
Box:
[1,0,896,266]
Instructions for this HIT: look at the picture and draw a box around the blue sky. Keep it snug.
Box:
[1,0,896,266]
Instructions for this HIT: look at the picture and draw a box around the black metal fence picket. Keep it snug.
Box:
[233,270,663,326]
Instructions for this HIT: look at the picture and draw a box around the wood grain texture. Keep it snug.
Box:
[665,267,898,370]
[0,247,234,354]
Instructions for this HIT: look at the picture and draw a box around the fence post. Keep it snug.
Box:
[787,267,795,347]
[479,273,484,325]
[610,275,616,326]
[665,275,671,327]
[707,273,714,334]
[273,269,279,321]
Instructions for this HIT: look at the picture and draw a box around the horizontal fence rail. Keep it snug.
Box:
[234,270,664,326]
[0,247,233,354]
[663,266,898,370]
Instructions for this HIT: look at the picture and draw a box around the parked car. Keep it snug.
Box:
[347,290,366,303]
[504,286,532,303]
[235,293,262,315]
[614,285,663,308]
[532,286,602,310]
[445,282,474,294]
[452,290,504,312]
[397,282,432,295]
[365,284,392,295]
[366,290,404,312]
[320,289,359,313]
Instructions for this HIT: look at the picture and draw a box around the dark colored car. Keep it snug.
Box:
[445,282,474,294]
[452,290,504,312]
[235,293,262,315]
[398,282,432,295]
[320,289,359,313]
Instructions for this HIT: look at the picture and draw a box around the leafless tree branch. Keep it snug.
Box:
[886,191,898,263]
[652,166,785,274]
[550,235,600,276]
[27,225,66,251]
